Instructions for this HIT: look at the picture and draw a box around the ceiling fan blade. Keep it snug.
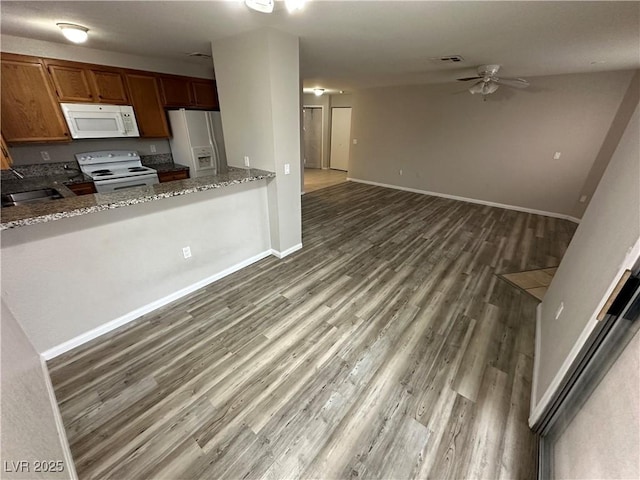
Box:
[457,76,483,81]
[495,77,530,89]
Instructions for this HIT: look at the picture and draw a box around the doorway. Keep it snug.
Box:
[302,107,323,169]
[330,107,351,171]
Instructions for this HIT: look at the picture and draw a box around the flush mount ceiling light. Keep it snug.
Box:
[57,23,89,43]
[245,0,274,13]
[313,88,325,96]
[245,0,308,14]
[285,0,307,13]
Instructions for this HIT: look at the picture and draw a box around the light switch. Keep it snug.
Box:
[553,152,562,160]
[284,164,290,175]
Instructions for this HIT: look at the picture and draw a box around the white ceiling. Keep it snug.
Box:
[2,1,639,92]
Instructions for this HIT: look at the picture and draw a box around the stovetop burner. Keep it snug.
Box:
[93,169,112,174]
[94,171,114,177]
[128,167,147,172]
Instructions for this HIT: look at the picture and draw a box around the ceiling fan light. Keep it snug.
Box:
[245,0,274,13]
[285,0,307,12]
[313,88,325,96]
[57,23,89,43]
[468,82,484,95]
[483,82,499,95]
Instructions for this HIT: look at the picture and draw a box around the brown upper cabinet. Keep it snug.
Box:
[1,53,71,143]
[192,80,219,109]
[45,59,129,104]
[125,73,170,138]
[160,75,219,110]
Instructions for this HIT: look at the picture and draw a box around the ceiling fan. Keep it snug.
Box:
[457,65,529,96]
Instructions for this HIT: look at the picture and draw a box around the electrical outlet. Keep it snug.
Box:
[284,164,290,175]
[40,151,50,161]
[150,144,156,153]
[182,246,192,259]
[553,151,562,160]
[352,139,358,145]
[399,169,403,176]
[555,301,564,320]
[579,195,588,203]
[244,156,250,167]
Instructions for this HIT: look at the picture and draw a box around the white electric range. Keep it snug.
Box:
[75,150,159,193]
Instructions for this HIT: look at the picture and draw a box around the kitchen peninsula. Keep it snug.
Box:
[1,166,275,229]
[1,167,277,357]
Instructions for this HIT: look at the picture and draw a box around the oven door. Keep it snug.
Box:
[94,174,159,193]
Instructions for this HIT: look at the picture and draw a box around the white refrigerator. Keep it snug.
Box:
[167,109,228,178]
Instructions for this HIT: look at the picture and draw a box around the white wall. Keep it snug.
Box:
[1,301,74,479]
[572,70,640,217]
[1,181,271,354]
[212,28,302,255]
[349,71,634,218]
[1,34,214,78]
[552,328,640,479]
[531,102,640,422]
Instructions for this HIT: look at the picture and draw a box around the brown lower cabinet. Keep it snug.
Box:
[157,170,190,183]
[66,181,97,196]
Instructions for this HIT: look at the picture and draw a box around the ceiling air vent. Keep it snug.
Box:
[187,52,212,59]
[429,55,464,64]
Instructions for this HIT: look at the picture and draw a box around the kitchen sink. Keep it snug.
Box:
[1,188,64,208]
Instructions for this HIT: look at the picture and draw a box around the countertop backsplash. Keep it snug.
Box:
[2,153,179,182]
[140,153,174,166]
[1,161,83,181]
[6,138,172,166]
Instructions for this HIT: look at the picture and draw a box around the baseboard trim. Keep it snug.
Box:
[270,243,303,259]
[347,177,581,224]
[42,250,273,360]
[40,356,78,479]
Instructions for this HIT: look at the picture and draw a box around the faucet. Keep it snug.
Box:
[9,167,25,179]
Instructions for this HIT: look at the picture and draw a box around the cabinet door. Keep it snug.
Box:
[90,70,129,104]
[125,73,169,138]
[1,135,13,170]
[67,181,97,195]
[192,80,219,109]
[47,64,94,102]
[160,76,194,107]
[158,170,189,183]
[1,54,71,143]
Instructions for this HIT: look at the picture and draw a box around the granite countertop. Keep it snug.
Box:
[2,172,94,197]
[1,167,275,230]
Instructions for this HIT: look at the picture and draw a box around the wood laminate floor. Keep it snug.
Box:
[48,182,577,480]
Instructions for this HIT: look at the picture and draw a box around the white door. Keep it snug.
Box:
[330,107,351,171]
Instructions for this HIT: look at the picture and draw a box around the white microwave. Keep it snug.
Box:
[60,103,140,139]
